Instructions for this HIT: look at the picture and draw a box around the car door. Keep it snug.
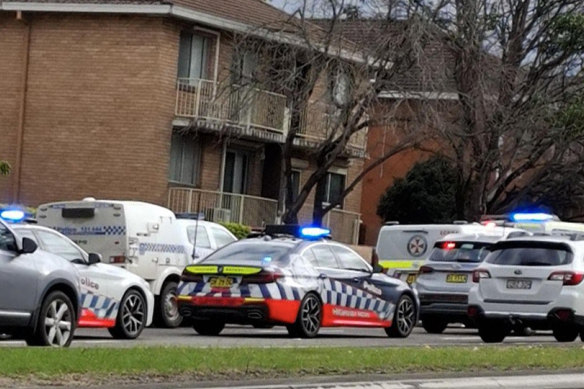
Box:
[0,223,39,325]
[34,229,118,325]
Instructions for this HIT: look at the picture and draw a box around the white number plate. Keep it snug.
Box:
[506,279,532,289]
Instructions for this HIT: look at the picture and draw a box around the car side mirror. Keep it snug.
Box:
[20,237,38,254]
[372,264,384,274]
[88,253,102,265]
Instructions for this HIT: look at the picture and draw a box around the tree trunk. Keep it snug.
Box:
[312,176,327,226]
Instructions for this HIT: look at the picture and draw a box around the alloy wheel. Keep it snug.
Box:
[396,297,415,335]
[301,294,321,335]
[122,293,145,337]
[43,299,73,347]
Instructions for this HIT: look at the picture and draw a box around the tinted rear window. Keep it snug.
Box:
[429,242,492,263]
[486,241,573,266]
[201,240,294,266]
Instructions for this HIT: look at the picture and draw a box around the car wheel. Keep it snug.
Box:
[421,316,448,334]
[108,289,146,340]
[287,293,321,338]
[156,281,182,328]
[478,320,508,343]
[26,291,75,347]
[192,320,225,336]
[386,294,416,338]
[553,324,579,342]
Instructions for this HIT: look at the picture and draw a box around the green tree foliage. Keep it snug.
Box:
[219,222,251,240]
[377,156,457,224]
[0,161,10,176]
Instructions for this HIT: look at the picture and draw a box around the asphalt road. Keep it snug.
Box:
[0,325,572,348]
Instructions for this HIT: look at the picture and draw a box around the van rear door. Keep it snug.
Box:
[37,201,128,266]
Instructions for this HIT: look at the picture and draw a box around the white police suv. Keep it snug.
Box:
[468,235,584,343]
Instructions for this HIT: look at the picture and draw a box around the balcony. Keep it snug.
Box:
[175,78,288,142]
[296,101,368,157]
[168,187,279,228]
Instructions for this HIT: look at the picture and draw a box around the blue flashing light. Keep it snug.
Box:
[510,212,554,223]
[0,209,26,223]
[262,256,273,263]
[300,226,331,239]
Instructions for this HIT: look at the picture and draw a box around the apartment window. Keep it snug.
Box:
[178,32,210,80]
[169,133,201,186]
[329,65,352,106]
[324,172,345,208]
[223,149,249,194]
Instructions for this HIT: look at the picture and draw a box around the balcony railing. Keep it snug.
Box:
[168,187,278,228]
[175,78,288,135]
[297,101,368,151]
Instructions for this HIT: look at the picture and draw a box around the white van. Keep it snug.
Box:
[375,223,491,284]
[37,199,189,328]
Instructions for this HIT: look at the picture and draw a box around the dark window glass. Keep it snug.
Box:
[487,245,573,266]
[429,242,492,263]
[202,241,293,266]
[0,223,17,252]
[177,32,209,79]
[169,133,201,186]
[288,171,300,203]
[325,173,345,208]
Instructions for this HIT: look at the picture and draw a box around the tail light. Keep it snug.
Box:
[442,242,456,250]
[548,271,584,286]
[467,305,480,318]
[418,265,434,275]
[109,255,126,264]
[371,248,380,267]
[472,269,491,283]
[241,270,284,284]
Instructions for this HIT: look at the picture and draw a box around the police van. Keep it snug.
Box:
[374,222,492,284]
[37,198,190,328]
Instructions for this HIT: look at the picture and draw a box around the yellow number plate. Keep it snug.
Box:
[209,276,233,288]
[446,274,468,283]
[406,273,417,284]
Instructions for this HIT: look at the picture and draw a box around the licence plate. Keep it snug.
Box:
[406,273,417,284]
[506,279,532,289]
[446,274,468,283]
[209,276,234,288]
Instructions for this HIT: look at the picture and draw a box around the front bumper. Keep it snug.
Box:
[145,289,155,327]
[177,296,300,325]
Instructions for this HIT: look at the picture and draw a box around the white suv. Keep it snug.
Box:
[468,236,584,343]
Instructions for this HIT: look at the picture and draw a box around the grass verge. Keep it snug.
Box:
[2,345,584,384]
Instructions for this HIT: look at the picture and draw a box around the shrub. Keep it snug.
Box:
[219,222,251,240]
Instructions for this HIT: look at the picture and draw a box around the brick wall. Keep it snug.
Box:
[0,13,26,203]
[0,13,180,207]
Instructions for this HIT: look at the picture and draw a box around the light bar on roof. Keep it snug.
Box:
[299,227,331,239]
[0,209,26,223]
[510,213,554,222]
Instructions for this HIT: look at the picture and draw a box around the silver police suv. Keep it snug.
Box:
[0,219,81,347]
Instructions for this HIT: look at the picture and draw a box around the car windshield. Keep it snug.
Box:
[429,241,492,263]
[486,241,573,266]
[201,240,294,266]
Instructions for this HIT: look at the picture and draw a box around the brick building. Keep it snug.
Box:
[0,0,365,243]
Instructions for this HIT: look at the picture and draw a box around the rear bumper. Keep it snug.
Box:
[468,305,584,328]
[177,296,300,325]
[419,293,469,319]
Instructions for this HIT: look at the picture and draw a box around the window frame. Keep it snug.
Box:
[178,31,210,81]
[302,243,340,269]
[329,243,372,272]
[168,132,202,187]
[323,172,346,209]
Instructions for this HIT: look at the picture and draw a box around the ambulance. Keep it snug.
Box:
[482,212,584,237]
[36,198,190,328]
[374,222,493,284]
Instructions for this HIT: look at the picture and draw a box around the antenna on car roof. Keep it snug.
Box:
[192,195,203,262]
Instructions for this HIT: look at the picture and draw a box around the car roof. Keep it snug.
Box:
[175,219,227,228]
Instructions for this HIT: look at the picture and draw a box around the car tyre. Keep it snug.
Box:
[478,320,508,343]
[108,289,146,340]
[155,281,182,328]
[421,316,448,334]
[386,294,416,338]
[287,293,321,338]
[553,324,579,342]
[192,320,225,336]
[26,291,75,347]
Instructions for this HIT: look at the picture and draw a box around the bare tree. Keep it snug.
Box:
[407,0,584,219]
[226,0,443,225]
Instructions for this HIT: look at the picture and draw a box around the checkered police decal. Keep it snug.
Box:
[103,225,126,235]
[177,277,394,320]
[80,291,119,320]
[138,243,186,255]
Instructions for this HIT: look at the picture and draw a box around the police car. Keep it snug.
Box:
[8,215,154,339]
[177,225,418,338]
